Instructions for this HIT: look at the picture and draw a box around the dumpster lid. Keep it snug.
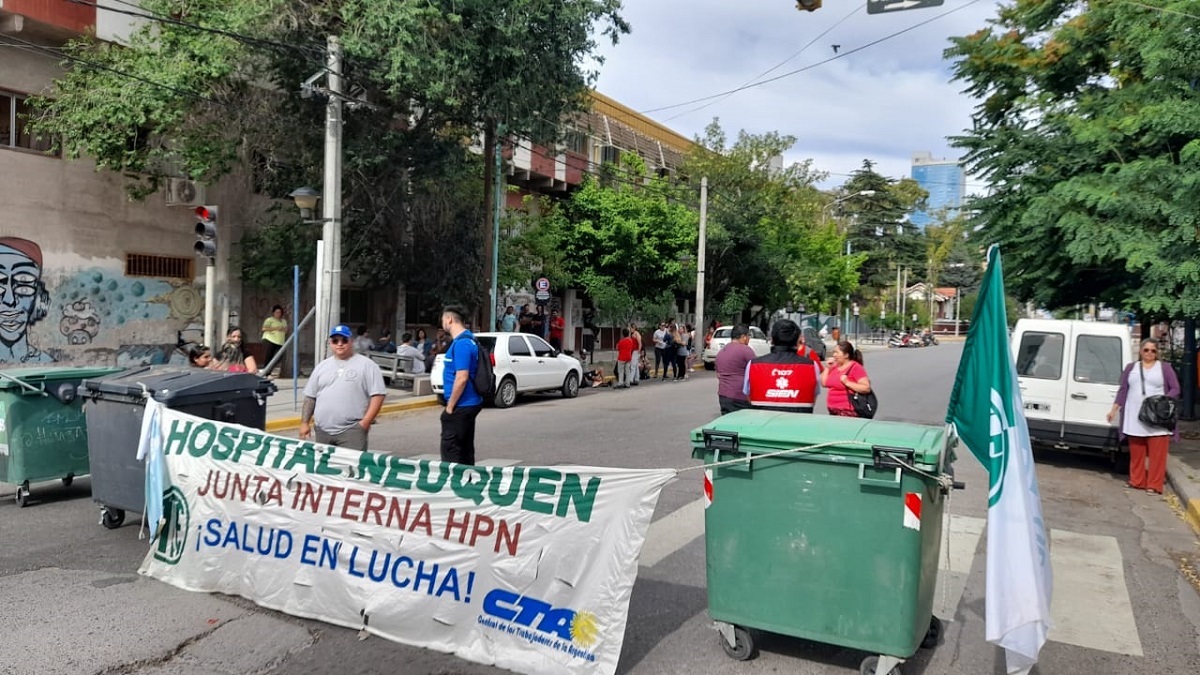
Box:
[691,410,946,466]
[0,366,125,390]
[81,366,273,402]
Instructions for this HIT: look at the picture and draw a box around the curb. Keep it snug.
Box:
[265,397,442,434]
[1166,455,1200,532]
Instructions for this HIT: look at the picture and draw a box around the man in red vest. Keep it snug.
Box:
[743,319,822,412]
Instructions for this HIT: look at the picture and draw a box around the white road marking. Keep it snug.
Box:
[1047,529,1144,656]
[639,498,706,568]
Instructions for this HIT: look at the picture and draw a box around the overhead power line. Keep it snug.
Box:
[638,0,987,115]
[662,2,865,123]
[0,33,229,105]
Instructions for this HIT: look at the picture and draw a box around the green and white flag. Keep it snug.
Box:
[946,246,1052,674]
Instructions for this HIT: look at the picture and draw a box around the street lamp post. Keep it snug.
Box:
[289,185,340,366]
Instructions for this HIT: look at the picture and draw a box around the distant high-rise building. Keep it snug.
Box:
[910,151,965,229]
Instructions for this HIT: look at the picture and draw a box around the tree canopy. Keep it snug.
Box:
[946,0,1200,318]
[31,0,627,300]
[500,153,697,325]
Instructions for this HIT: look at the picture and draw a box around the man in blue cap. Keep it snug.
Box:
[300,324,387,450]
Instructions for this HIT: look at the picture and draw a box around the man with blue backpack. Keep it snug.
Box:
[439,305,489,465]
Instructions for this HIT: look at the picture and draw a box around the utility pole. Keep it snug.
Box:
[488,122,505,331]
[315,35,343,362]
[895,266,902,327]
[694,177,708,346]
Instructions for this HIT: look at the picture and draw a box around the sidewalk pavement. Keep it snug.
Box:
[262,347,640,432]
[1167,419,1200,532]
[263,376,439,433]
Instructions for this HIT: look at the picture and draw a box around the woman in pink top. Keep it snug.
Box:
[823,341,871,417]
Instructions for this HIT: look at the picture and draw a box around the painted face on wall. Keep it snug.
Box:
[0,241,48,346]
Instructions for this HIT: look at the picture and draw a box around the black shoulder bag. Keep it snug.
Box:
[1137,364,1178,431]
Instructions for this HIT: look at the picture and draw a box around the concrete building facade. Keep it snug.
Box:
[2,1,693,367]
[0,2,261,368]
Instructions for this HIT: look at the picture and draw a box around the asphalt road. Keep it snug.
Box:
[2,343,1199,674]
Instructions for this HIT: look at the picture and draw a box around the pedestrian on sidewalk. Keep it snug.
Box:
[715,325,754,415]
[616,328,635,389]
[214,326,257,374]
[260,305,287,377]
[1107,338,1180,494]
[352,326,373,355]
[395,332,426,374]
[440,306,484,465]
[653,322,669,378]
[629,323,643,386]
[673,323,690,381]
[187,344,212,369]
[501,306,518,332]
[549,308,566,350]
[299,324,387,451]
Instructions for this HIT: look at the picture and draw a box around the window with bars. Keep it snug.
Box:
[125,254,194,279]
[0,90,58,155]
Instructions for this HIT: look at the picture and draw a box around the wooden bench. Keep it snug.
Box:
[368,353,433,395]
[369,353,415,384]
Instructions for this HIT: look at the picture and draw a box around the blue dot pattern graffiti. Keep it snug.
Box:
[60,271,169,336]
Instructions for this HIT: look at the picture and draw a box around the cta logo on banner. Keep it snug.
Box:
[138,408,674,675]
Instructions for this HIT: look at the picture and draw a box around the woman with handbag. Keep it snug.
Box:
[1107,339,1180,494]
[823,341,872,417]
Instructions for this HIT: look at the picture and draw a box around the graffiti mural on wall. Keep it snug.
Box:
[0,236,204,367]
[0,237,53,363]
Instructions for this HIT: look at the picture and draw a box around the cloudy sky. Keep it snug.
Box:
[591,0,1000,191]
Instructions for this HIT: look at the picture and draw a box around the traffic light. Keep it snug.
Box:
[194,205,218,258]
[797,0,822,11]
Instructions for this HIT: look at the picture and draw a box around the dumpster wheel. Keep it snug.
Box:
[921,616,942,649]
[860,655,902,675]
[14,481,30,508]
[100,507,125,529]
[62,473,74,488]
[718,624,757,661]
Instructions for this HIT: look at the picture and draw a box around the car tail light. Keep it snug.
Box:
[490,352,496,366]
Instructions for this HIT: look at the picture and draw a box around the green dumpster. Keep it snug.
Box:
[690,410,953,675]
[0,366,124,507]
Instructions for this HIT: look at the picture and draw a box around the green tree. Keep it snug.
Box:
[502,161,699,320]
[683,120,853,317]
[30,0,627,312]
[946,1,1200,318]
[838,161,928,290]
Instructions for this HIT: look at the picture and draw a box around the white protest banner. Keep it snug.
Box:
[138,405,675,675]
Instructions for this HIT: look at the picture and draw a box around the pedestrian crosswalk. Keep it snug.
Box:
[639,499,1146,658]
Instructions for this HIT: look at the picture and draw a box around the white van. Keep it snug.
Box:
[1010,319,1133,455]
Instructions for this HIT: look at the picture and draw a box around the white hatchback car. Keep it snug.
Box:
[701,325,770,369]
[430,332,583,408]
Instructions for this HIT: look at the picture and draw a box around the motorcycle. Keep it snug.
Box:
[921,332,939,347]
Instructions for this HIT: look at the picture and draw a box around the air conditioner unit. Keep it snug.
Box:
[165,178,205,206]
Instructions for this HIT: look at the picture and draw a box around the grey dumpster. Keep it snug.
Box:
[80,366,276,528]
